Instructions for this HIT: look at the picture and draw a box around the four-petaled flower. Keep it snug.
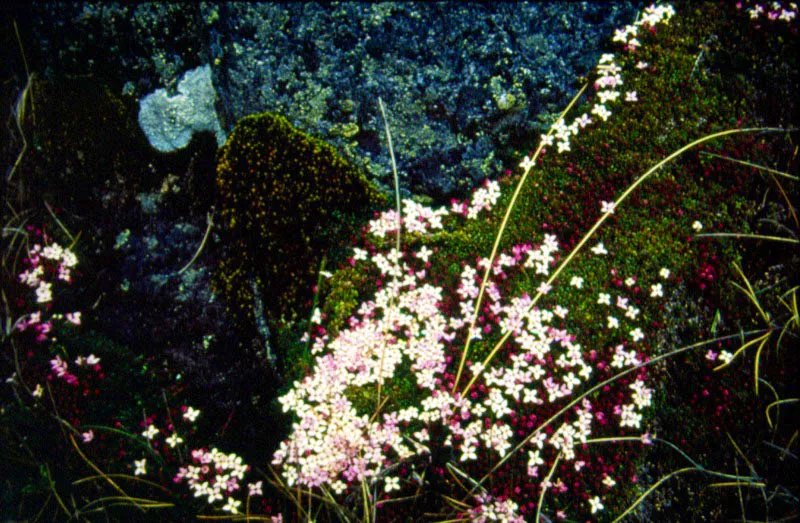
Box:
[183,406,200,423]
[692,220,703,232]
[166,432,184,448]
[650,283,663,298]
[81,430,94,443]
[601,201,616,214]
[607,316,619,329]
[384,476,400,493]
[630,328,645,342]
[248,481,263,497]
[591,242,608,255]
[625,91,638,102]
[134,458,147,476]
[589,495,605,514]
[416,245,433,263]
[519,155,536,171]
[222,497,241,514]
[659,267,670,279]
[142,424,159,440]
[602,475,616,488]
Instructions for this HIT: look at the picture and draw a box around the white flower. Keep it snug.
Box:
[82,430,94,443]
[607,316,619,329]
[142,424,159,440]
[183,406,201,422]
[557,141,571,153]
[570,276,584,288]
[591,242,608,255]
[35,281,53,303]
[625,306,640,320]
[650,283,663,298]
[540,134,555,147]
[599,53,616,64]
[598,293,611,305]
[589,495,604,514]
[134,458,147,476]
[591,103,612,121]
[575,113,592,128]
[636,61,649,69]
[311,308,322,324]
[659,267,670,279]
[461,444,478,462]
[630,328,645,342]
[166,433,184,448]
[31,383,44,397]
[519,155,536,171]
[222,497,241,514]
[601,201,616,214]
[598,90,620,104]
[352,247,368,261]
[692,220,703,232]
[384,476,400,492]
[416,245,433,263]
[625,91,638,102]
[602,475,616,488]
[718,350,734,364]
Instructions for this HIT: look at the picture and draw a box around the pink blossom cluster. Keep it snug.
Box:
[273,224,663,518]
[740,1,797,21]
[468,493,524,523]
[16,241,81,342]
[272,6,679,519]
[47,354,99,386]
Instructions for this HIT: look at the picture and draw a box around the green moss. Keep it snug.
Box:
[213,112,387,329]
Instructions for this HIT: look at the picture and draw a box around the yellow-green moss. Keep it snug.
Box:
[213,112,387,328]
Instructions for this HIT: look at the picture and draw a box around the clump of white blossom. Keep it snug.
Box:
[271,5,679,520]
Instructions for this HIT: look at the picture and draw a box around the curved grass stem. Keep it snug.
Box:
[459,127,787,398]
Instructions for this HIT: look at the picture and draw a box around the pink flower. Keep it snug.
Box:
[248,480,263,497]
[81,430,94,443]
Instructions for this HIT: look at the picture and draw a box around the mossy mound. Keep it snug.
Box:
[213,112,387,328]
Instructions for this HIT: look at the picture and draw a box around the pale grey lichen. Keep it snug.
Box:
[138,64,226,152]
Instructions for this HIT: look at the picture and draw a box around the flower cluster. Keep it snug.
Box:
[368,180,503,239]
[130,405,262,515]
[740,1,797,21]
[272,6,682,520]
[15,241,81,342]
[613,3,676,51]
[468,494,523,523]
[518,4,676,173]
[174,448,252,514]
[274,222,666,519]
